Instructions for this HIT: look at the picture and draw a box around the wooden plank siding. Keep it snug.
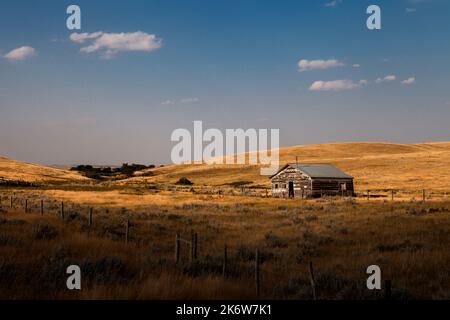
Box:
[271,167,312,198]
[311,178,354,197]
[270,164,354,198]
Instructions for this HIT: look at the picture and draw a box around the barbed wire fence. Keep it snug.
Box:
[0,188,443,299]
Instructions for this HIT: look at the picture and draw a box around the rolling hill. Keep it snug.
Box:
[121,141,450,191]
[2,141,450,191]
[0,156,87,183]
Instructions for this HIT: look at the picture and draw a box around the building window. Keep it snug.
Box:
[274,184,278,189]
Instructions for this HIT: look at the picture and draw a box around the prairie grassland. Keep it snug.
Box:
[3,142,450,192]
[2,141,450,299]
[1,190,450,300]
[113,142,450,193]
[0,156,87,183]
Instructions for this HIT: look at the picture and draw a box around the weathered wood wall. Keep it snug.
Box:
[271,167,354,198]
[311,179,354,196]
[271,167,311,198]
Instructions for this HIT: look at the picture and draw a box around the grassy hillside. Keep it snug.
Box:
[1,142,450,299]
[2,141,450,191]
[0,156,87,183]
[120,142,450,192]
[2,188,450,299]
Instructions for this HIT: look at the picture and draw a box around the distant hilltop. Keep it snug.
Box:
[1,141,450,191]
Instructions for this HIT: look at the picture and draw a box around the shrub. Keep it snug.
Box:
[71,163,153,180]
[376,240,422,252]
[0,235,23,247]
[176,177,193,185]
[305,214,318,222]
[265,232,288,248]
[225,181,253,187]
[236,244,274,263]
[32,224,59,240]
[80,256,129,284]
[0,258,17,285]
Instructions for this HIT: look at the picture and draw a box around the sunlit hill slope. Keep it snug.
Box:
[125,141,450,192]
[2,142,450,191]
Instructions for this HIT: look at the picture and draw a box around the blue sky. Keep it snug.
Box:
[1,0,449,165]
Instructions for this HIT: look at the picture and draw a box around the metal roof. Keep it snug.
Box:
[272,163,353,179]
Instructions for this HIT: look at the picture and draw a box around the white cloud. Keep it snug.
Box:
[298,59,345,72]
[375,74,396,83]
[325,0,342,7]
[352,64,361,68]
[309,79,363,91]
[161,100,175,105]
[401,77,416,85]
[180,97,199,104]
[406,8,417,13]
[161,98,199,105]
[69,32,104,43]
[4,46,36,61]
[69,31,162,58]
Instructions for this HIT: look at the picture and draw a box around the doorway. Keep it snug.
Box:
[288,182,294,198]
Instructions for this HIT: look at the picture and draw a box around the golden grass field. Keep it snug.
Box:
[0,156,88,183]
[3,141,450,191]
[120,141,450,192]
[1,142,450,299]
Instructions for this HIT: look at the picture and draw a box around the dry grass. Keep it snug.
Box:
[0,156,87,183]
[117,142,450,192]
[1,191,450,299]
[3,142,450,192]
[2,141,450,299]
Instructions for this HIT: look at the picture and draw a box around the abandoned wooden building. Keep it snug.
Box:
[270,163,354,198]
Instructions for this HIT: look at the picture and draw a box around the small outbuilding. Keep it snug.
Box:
[270,163,354,198]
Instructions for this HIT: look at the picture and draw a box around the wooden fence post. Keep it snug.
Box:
[422,189,426,202]
[88,207,93,227]
[384,280,392,300]
[194,233,198,260]
[223,245,228,278]
[391,190,394,201]
[367,190,370,201]
[255,249,260,297]
[175,233,180,264]
[309,261,317,300]
[60,201,64,219]
[190,231,195,263]
[125,219,130,244]
[40,199,44,216]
